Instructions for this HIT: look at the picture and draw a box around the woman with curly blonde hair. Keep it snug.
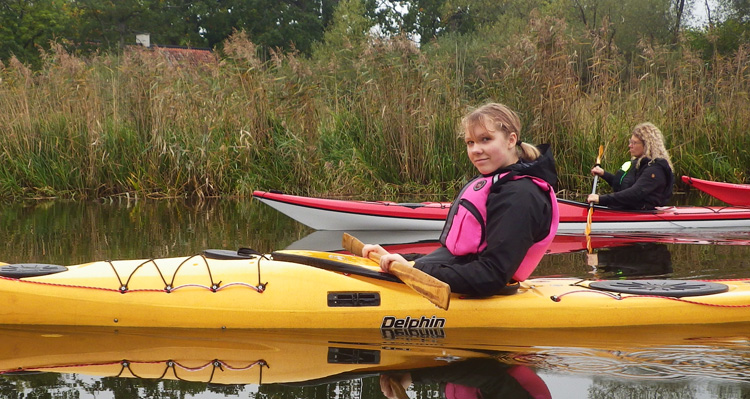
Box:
[587,122,674,210]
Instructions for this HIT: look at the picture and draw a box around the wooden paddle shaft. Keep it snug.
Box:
[342,233,451,310]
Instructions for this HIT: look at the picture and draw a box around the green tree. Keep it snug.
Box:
[384,0,551,46]
[70,0,160,50]
[198,0,341,55]
[141,0,209,47]
[0,0,71,65]
[562,0,676,55]
[397,0,448,45]
[69,0,217,50]
[716,0,750,21]
[312,0,374,65]
[686,0,750,59]
[442,0,550,31]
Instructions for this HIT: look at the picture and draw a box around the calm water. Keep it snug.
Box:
[1,198,750,398]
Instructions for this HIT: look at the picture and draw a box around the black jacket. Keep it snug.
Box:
[601,161,636,192]
[412,144,558,297]
[598,157,673,210]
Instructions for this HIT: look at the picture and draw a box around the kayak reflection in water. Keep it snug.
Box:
[587,242,673,278]
[380,357,551,399]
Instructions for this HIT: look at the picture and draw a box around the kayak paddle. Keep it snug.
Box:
[585,145,604,253]
[342,233,451,310]
[384,375,409,399]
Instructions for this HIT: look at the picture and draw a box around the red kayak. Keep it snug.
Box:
[682,175,750,206]
[253,190,750,232]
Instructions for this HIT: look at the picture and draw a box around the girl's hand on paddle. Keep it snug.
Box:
[378,253,411,273]
[362,244,412,273]
[587,194,600,204]
[591,166,604,176]
[379,374,411,399]
[362,244,387,259]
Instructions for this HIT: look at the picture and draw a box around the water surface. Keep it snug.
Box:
[1,199,749,398]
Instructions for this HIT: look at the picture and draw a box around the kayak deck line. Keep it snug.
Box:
[0,249,400,295]
[115,359,268,381]
[549,288,750,307]
[0,272,267,295]
[523,278,750,308]
[4,358,270,382]
[0,248,404,296]
[1,251,270,295]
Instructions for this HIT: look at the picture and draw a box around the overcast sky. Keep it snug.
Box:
[690,0,718,26]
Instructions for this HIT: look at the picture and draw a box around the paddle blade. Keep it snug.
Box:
[342,233,451,310]
[342,233,364,257]
[389,262,451,310]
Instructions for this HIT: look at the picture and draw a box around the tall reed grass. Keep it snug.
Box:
[1,18,748,202]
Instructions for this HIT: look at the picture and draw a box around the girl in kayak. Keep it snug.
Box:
[587,122,674,210]
[362,102,559,297]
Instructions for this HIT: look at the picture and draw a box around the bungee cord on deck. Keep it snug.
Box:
[3,251,272,295]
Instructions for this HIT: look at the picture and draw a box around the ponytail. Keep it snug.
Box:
[517,142,541,161]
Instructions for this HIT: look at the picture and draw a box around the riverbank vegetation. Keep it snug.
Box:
[1,0,749,201]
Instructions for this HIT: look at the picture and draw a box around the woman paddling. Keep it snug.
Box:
[362,103,559,297]
[587,122,674,210]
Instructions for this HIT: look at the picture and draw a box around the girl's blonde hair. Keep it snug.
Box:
[631,122,673,170]
[461,103,541,161]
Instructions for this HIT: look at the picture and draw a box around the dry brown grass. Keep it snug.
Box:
[1,22,748,201]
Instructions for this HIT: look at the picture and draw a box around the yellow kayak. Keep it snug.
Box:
[0,326,478,384]
[1,249,749,329]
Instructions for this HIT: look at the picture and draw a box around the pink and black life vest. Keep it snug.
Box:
[444,366,551,399]
[439,172,559,282]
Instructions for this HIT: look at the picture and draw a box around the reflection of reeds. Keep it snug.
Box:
[0,199,307,265]
[1,21,748,201]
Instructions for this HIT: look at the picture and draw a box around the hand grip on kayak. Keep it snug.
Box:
[342,233,451,310]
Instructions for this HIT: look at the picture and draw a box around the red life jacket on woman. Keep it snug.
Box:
[439,173,559,282]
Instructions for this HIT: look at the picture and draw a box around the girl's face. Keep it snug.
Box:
[465,124,519,175]
[628,134,645,158]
